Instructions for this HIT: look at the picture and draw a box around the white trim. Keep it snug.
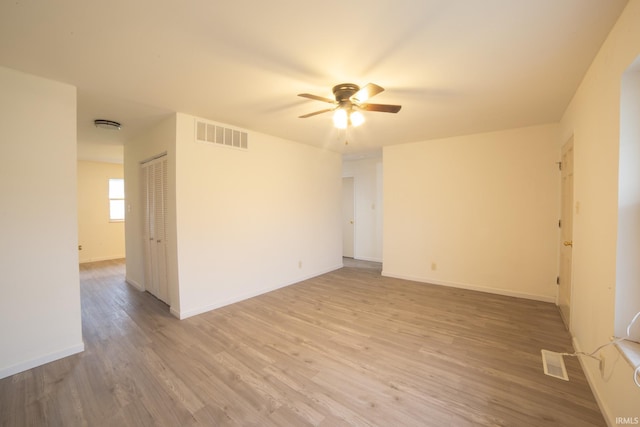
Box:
[0,342,85,380]
[573,337,614,427]
[616,340,640,371]
[139,151,167,165]
[79,255,126,264]
[169,306,181,319]
[125,277,145,292]
[354,256,382,263]
[176,264,343,320]
[381,271,556,303]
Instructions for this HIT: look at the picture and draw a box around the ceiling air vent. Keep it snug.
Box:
[195,119,248,150]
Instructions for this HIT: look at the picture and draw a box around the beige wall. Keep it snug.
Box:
[383,124,560,302]
[124,113,342,319]
[77,160,125,263]
[0,66,83,378]
[559,0,640,421]
[173,114,342,318]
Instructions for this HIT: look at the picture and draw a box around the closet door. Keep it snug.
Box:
[141,156,169,304]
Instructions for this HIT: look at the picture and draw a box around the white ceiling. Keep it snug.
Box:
[0,0,629,162]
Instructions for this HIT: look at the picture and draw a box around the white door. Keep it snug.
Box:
[142,156,169,304]
[558,138,574,330]
[342,177,355,258]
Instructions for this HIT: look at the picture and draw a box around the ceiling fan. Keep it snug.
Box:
[298,83,401,129]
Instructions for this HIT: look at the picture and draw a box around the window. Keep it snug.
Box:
[109,178,125,222]
[616,63,640,343]
[615,58,640,385]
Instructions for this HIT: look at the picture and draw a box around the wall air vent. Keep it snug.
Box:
[195,119,248,150]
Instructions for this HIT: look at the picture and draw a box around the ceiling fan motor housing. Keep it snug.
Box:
[333,83,360,104]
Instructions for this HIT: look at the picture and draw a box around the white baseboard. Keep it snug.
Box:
[125,277,145,292]
[0,342,85,380]
[126,278,179,319]
[572,337,614,427]
[79,255,125,264]
[177,263,343,320]
[353,256,382,263]
[381,271,556,303]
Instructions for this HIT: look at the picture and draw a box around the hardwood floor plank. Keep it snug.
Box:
[0,258,606,426]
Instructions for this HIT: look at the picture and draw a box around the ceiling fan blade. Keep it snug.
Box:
[299,108,334,118]
[298,93,336,104]
[352,83,384,103]
[360,103,402,113]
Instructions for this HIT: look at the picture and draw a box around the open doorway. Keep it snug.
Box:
[342,154,383,263]
[77,160,126,264]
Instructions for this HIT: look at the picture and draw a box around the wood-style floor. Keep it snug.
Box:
[0,258,605,426]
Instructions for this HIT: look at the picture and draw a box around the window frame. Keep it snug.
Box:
[108,178,125,222]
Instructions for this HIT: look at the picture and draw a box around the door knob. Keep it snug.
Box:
[563,241,573,247]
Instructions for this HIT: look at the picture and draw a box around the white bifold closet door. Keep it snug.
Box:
[141,155,169,304]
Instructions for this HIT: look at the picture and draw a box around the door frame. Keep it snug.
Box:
[342,176,355,258]
[141,154,169,304]
[558,136,574,330]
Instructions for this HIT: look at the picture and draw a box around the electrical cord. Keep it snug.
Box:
[561,311,640,388]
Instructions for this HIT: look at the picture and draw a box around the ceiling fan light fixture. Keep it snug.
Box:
[299,82,400,129]
[94,119,121,130]
[333,109,348,129]
[332,109,365,129]
[350,110,365,127]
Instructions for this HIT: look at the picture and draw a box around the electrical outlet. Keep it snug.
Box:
[599,354,605,375]
[298,260,302,269]
[431,262,437,271]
